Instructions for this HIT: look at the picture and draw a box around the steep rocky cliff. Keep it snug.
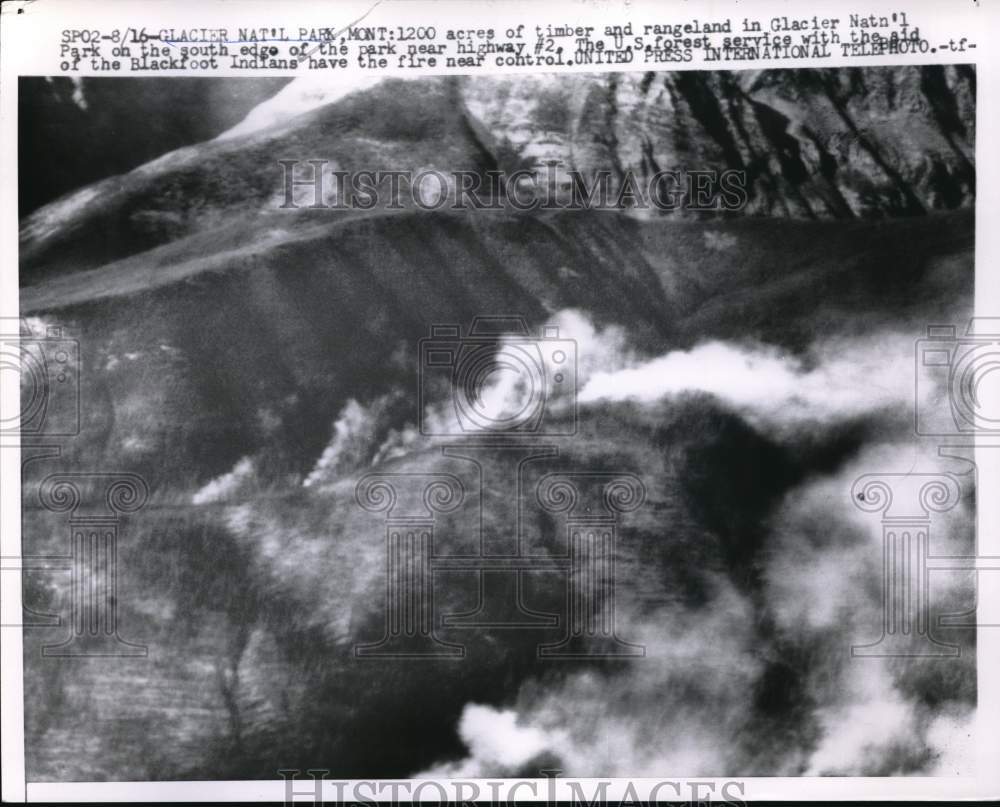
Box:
[20,66,975,236]
[460,65,975,218]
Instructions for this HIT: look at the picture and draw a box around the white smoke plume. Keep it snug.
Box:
[578,331,921,434]
[304,399,375,489]
[416,311,976,777]
[767,439,975,775]
[192,456,256,505]
[416,309,630,436]
[417,579,775,777]
[417,309,940,442]
[419,705,564,778]
[424,438,975,777]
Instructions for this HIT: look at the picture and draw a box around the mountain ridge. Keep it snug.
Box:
[20,67,975,286]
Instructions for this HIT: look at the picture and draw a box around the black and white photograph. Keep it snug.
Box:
[2,0,999,802]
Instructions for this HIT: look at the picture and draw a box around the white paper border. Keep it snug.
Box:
[1,0,998,801]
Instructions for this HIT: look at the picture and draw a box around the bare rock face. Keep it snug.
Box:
[458,66,975,218]
[19,68,975,283]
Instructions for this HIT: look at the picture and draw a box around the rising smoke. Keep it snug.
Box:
[407,309,977,777]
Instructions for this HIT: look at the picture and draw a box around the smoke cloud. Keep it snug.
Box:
[412,310,976,778]
[578,331,921,434]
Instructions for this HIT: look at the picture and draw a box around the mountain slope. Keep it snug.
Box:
[20,67,975,284]
[19,76,293,215]
[17,69,977,783]
[21,206,972,485]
